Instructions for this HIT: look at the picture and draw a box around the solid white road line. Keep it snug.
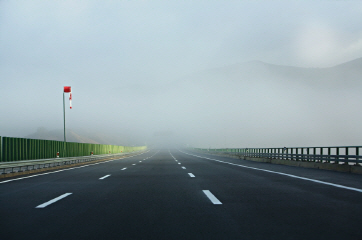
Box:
[99,174,111,180]
[36,193,72,208]
[180,150,362,193]
[132,164,136,165]
[203,190,222,204]
[188,173,195,177]
[121,168,127,170]
[182,167,186,169]
[0,151,150,184]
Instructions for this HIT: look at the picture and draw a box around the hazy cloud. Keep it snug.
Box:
[1,1,362,148]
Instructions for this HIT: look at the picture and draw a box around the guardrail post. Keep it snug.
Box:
[298,148,301,161]
[274,148,277,159]
[288,148,290,160]
[345,147,349,164]
[356,147,360,166]
[306,148,310,161]
[313,148,316,162]
[335,148,339,164]
[320,148,323,162]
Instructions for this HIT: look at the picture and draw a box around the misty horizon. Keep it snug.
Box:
[1,1,362,149]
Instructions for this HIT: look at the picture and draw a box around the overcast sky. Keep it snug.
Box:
[1,1,362,148]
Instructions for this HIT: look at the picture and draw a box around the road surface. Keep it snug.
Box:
[1,149,361,239]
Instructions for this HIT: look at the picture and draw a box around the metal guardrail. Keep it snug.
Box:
[194,146,362,165]
[0,151,143,175]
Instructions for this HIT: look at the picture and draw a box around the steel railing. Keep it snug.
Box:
[194,146,362,165]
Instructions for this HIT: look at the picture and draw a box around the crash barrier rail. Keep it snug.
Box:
[0,151,143,175]
[0,136,147,162]
[194,146,362,165]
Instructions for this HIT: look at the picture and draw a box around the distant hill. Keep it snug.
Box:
[170,57,362,147]
[190,57,362,89]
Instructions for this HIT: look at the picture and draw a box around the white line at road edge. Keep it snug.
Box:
[203,190,222,204]
[99,174,111,180]
[188,173,195,178]
[121,168,127,170]
[180,150,362,193]
[36,193,72,208]
[0,151,149,184]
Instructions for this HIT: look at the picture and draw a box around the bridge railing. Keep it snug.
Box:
[194,146,362,165]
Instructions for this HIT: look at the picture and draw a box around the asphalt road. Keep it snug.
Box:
[1,149,361,240]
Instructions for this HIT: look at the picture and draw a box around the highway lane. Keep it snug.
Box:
[179,150,362,190]
[174,150,362,238]
[0,149,361,239]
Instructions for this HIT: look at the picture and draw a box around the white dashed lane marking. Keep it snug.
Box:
[203,190,222,205]
[99,175,111,180]
[36,193,72,208]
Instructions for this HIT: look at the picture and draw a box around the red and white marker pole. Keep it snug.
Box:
[63,86,72,157]
[69,92,72,109]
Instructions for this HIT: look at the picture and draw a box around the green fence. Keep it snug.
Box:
[0,136,147,162]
